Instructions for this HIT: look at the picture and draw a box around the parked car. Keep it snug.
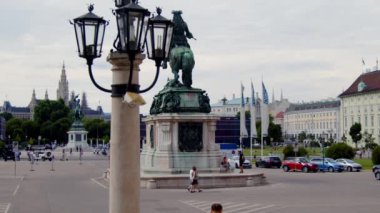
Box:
[372,165,380,172]
[310,157,344,172]
[1,149,15,161]
[34,151,53,161]
[335,158,362,172]
[373,165,380,180]
[282,157,318,172]
[231,155,252,169]
[255,156,282,168]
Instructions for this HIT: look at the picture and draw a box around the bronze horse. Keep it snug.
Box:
[168,11,195,88]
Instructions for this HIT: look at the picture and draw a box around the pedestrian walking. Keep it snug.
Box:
[210,203,223,213]
[189,166,202,193]
[62,149,67,161]
[239,151,245,173]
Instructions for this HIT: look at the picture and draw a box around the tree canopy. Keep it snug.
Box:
[349,123,362,149]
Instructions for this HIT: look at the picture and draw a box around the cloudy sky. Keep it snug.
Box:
[1,0,379,114]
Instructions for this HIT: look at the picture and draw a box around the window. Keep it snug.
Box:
[365,115,368,127]
[344,117,347,127]
[371,115,374,127]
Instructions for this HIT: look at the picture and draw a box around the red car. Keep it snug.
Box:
[282,157,318,172]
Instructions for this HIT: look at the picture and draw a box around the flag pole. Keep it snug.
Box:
[250,136,252,161]
[261,133,263,157]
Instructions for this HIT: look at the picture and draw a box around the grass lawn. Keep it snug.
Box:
[353,158,373,170]
[243,146,323,159]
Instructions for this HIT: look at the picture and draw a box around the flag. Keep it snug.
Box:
[240,83,248,137]
[261,82,269,137]
[362,58,365,65]
[250,81,257,138]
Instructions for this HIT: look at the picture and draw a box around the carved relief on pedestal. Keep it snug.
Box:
[178,122,203,152]
[158,122,171,151]
[207,121,217,151]
[149,124,155,149]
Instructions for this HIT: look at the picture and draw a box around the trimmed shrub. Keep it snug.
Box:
[283,145,295,159]
[297,147,308,157]
[309,141,320,148]
[325,143,355,159]
[372,146,380,165]
[283,145,308,158]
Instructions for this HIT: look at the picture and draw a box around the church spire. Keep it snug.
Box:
[81,92,89,110]
[57,62,69,105]
[272,88,275,103]
[45,90,49,100]
[281,89,283,101]
[32,89,36,100]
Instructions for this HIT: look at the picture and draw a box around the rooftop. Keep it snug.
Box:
[339,70,380,97]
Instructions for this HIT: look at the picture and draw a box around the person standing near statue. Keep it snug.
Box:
[189,166,202,193]
[239,151,245,173]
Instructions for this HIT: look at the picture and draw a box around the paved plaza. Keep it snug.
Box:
[0,158,379,213]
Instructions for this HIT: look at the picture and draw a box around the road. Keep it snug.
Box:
[0,160,379,213]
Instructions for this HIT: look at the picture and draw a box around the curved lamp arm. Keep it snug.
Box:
[87,61,112,93]
[139,64,160,93]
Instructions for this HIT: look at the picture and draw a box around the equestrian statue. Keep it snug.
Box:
[166,10,196,88]
[149,10,211,115]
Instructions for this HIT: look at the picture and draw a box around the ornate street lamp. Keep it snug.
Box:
[71,0,173,95]
[70,5,110,93]
[114,0,130,8]
[70,1,173,213]
[114,0,150,56]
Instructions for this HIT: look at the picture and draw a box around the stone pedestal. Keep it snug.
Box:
[66,121,89,150]
[141,113,221,174]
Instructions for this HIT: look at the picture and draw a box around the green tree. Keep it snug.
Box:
[349,123,362,149]
[21,120,39,141]
[83,118,110,141]
[298,131,307,143]
[5,118,24,140]
[34,100,72,144]
[268,123,282,142]
[34,100,71,125]
[341,134,347,143]
[372,146,380,165]
[0,112,13,121]
[363,131,377,150]
[51,118,72,144]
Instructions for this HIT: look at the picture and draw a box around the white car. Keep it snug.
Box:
[335,158,362,172]
[34,151,53,161]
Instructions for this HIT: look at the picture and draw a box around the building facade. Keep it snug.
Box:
[211,91,291,135]
[339,70,380,146]
[284,99,340,142]
[0,63,107,121]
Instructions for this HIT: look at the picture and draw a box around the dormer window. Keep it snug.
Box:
[358,80,367,92]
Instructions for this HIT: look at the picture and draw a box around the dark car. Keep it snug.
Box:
[373,165,380,180]
[282,157,318,172]
[1,149,15,161]
[255,156,282,168]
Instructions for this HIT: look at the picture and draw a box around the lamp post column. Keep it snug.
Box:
[107,51,144,213]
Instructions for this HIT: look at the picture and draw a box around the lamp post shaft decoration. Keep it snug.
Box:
[70,1,174,213]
